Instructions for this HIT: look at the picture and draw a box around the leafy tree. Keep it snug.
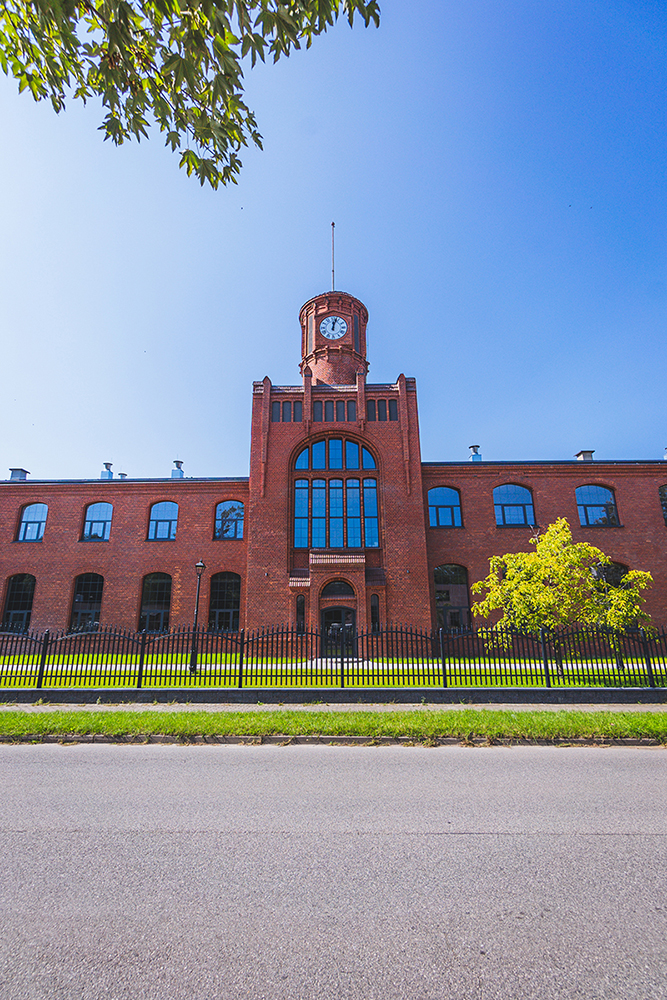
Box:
[0,1,380,187]
[471,517,652,633]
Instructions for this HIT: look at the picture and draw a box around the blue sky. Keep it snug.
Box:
[1,0,666,480]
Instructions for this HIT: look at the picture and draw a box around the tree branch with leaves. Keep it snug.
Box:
[0,1,380,187]
[471,517,653,633]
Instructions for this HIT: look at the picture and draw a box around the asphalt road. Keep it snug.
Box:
[0,745,665,1000]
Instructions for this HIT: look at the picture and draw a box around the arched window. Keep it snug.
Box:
[82,502,113,541]
[2,574,36,631]
[434,565,470,630]
[321,580,355,597]
[209,572,241,631]
[214,501,244,540]
[17,503,48,542]
[293,441,379,550]
[148,501,178,540]
[139,573,172,631]
[428,487,462,527]
[493,485,535,526]
[70,574,104,631]
[660,486,667,526]
[370,594,380,632]
[296,594,305,633]
[576,485,619,527]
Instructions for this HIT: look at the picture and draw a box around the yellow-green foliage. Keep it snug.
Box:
[471,518,652,632]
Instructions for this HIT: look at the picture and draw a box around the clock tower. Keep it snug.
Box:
[299,291,369,385]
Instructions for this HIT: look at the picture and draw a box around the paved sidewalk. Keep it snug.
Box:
[1,700,665,713]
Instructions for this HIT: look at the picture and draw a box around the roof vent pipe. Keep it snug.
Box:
[101,462,113,480]
[118,473,127,480]
[575,450,595,462]
[663,446,667,461]
[171,460,184,479]
[469,445,482,462]
[9,468,29,480]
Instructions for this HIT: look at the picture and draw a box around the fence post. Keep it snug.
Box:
[136,631,147,689]
[339,626,346,688]
[640,629,656,688]
[439,628,447,688]
[35,630,50,689]
[237,629,245,689]
[540,629,551,688]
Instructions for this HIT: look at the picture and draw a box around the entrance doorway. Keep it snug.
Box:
[321,607,356,653]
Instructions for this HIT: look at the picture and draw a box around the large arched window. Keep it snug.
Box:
[17,503,48,542]
[321,579,355,598]
[2,574,36,631]
[70,574,104,631]
[82,502,113,541]
[428,487,462,527]
[209,572,241,631]
[139,573,172,631]
[434,565,470,630]
[214,501,244,540]
[576,485,619,527]
[148,501,178,540]
[493,485,535,526]
[293,440,379,549]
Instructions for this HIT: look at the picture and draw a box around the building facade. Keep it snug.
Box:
[2,290,667,634]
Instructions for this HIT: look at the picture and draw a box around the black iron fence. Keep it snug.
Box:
[0,624,666,690]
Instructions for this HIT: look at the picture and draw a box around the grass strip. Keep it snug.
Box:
[0,709,666,742]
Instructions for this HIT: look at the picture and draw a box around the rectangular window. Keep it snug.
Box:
[388,399,398,421]
[367,400,376,421]
[377,399,387,421]
[312,441,326,469]
[271,401,281,422]
[346,479,362,547]
[345,441,360,469]
[313,400,323,422]
[347,400,356,422]
[293,400,303,422]
[282,401,292,422]
[329,439,343,469]
[324,400,334,422]
[354,314,360,353]
[308,314,314,354]
[311,480,326,546]
[363,479,379,547]
[329,481,344,547]
[336,400,346,422]
[294,480,309,547]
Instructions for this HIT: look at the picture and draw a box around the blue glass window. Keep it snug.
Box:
[17,503,48,542]
[346,441,360,469]
[214,500,244,539]
[295,448,309,470]
[576,485,619,527]
[428,487,462,528]
[346,479,362,547]
[362,448,376,469]
[493,485,535,526]
[148,501,178,540]
[312,441,326,469]
[329,480,344,547]
[312,480,326,547]
[363,479,379,547]
[294,479,309,547]
[329,439,343,469]
[82,502,113,541]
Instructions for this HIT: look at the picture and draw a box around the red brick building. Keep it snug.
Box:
[2,290,666,634]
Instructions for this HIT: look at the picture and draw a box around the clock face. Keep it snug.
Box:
[319,315,348,340]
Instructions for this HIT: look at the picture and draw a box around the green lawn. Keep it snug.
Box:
[0,708,666,742]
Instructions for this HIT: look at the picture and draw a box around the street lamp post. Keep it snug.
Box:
[189,559,206,674]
